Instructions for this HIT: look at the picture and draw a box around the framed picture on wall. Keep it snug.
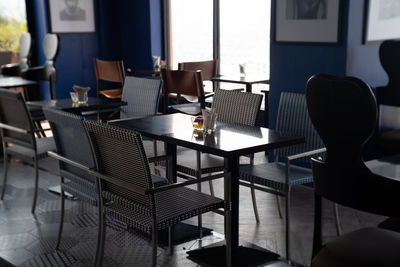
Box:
[364,0,400,43]
[47,0,95,33]
[273,0,342,45]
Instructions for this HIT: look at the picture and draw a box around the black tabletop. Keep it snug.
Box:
[113,113,304,157]
[366,155,400,182]
[0,74,37,88]
[27,97,127,112]
[212,75,270,85]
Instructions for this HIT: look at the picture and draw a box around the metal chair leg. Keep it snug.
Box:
[56,179,65,250]
[31,156,39,214]
[96,211,106,267]
[196,151,203,238]
[250,185,260,223]
[168,226,173,255]
[152,224,158,267]
[1,151,8,200]
[208,179,215,197]
[333,203,342,236]
[285,192,291,263]
[276,195,283,219]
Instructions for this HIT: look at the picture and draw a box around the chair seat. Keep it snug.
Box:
[63,180,98,205]
[312,227,400,267]
[151,174,169,188]
[99,89,122,99]
[103,186,224,233]
[177,149,250,177]
[170,102,201,115]
[239,162,313,192]
[6,137,55,160]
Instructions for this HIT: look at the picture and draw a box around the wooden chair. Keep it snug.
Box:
[178,59,218,92]
[161,68,209,115]
[307,74,400,267]
[93,58,125,99]
[0,89,55,214]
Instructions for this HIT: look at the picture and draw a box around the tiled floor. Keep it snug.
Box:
[0,142,385,266]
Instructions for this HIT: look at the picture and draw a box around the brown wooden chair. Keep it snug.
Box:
[178,59,217,92]
[161,68,209,115]
[93,58,125,99]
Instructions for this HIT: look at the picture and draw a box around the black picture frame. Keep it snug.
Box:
[47,0,96,33]
[363,0,400,44]
[272,0,343,45]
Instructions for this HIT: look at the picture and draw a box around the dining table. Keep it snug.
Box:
[26,97,127,115]
[212,75,270,93]
[112,113,305,267]
[0,74,39,100]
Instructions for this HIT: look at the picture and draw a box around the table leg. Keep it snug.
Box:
[165,143,177,183]
[224,156,240,250]
[246,84,252,93]
[187,155,280,267]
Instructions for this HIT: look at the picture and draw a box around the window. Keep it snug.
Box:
[166,0,270,98]
[169,0,213,69]
[0,0,27,63]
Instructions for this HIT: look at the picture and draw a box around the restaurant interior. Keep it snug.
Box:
[1,1,400,266]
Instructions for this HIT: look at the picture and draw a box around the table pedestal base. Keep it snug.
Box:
[187,240,279,267]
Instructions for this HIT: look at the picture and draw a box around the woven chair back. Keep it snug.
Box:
[84,121,154,211]
[44,108,96,184]
[121,76,162,118]
[275,92,324,164]
[212,89,262,126]
[0,89,35,148]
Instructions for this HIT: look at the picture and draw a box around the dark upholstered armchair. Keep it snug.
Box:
[306,74,400,267]
[375,40,400,155]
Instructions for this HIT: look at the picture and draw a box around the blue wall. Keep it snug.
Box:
[268,1,349,130]
[346,0,387,88]
[32,0,164,100]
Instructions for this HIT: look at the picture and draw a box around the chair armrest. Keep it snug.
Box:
[204,92,214,99]
[148,155,171,163]
[48,151,148,195]
[147,172,229,194]
[286,147,326,161]
[48,151,229,197]
[0,122,29,134]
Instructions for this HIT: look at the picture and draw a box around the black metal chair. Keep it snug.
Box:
[0,89,55,214]
[44,108,169,267]
[43,108,101,266]
[307,74,400,267]
[82,121,226,267]
[177,88,263,192]
[375,40,400,155]
[238,92,326,262]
